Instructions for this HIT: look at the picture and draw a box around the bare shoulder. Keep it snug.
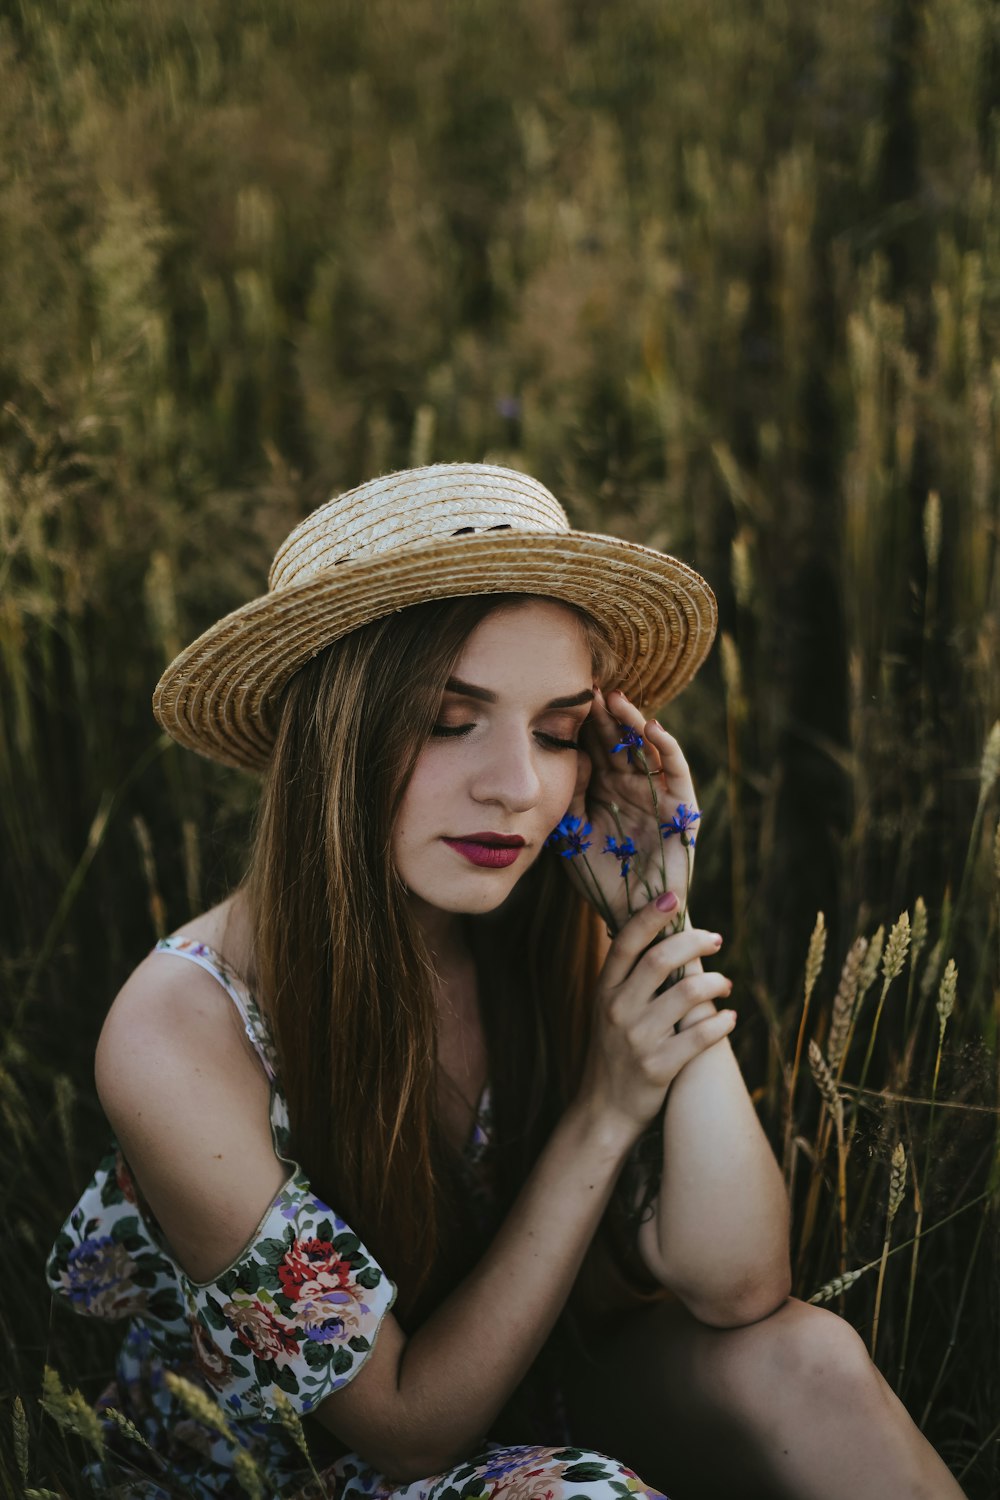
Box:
[96,891,255,1090]
[94,902,287,1283]
[96,944,254,1099]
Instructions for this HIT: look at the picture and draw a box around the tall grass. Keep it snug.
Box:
[1,0,997,1493]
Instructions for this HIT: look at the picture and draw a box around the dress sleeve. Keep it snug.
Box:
[180,1165,398,1422]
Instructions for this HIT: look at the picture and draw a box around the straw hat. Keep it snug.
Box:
[153,461,718,771]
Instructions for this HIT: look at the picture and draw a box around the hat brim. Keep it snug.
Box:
[153,530,718,771]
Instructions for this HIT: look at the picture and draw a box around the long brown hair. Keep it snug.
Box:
[242,592,669,1337]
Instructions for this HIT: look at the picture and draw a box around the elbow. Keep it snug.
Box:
[689,1269,794,1330]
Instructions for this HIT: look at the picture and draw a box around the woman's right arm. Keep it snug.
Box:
[95,901,731,1484]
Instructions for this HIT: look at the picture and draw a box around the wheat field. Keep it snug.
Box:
[1,1,998,1494]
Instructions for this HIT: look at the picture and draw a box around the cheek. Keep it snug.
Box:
[545,751,586,815]
[393,756,446,841]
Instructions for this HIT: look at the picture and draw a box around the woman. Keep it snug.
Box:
[46,463,966,1500]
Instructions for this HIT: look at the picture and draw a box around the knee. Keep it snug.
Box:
[707,1295,878,1409]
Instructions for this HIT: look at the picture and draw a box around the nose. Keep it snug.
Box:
[469,724,545,811]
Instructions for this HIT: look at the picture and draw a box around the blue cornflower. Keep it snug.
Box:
[545,812,592,858]
[611,725,645,766]
[660,803,701,846]
[603,833,637,876]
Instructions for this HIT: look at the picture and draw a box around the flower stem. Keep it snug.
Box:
[575,850,618,931]
[596,798,657,908]
[634,745,668,893]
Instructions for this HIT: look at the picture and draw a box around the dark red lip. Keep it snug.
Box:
[443,839,523,869]
[450,832,525,847]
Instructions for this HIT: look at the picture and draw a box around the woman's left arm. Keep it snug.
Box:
[635,938,793,1326]
[573,689,792,1326]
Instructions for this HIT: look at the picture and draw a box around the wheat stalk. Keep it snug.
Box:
[39,1366,105,1459]
[272,1389,332,1497]
[980,720,1000,801]
[784,912,826,1179]
[232,1447,269,1500]
[808,1039,848,1279]
[102,1406,153,1451]
[808,1267,866,1304]
[13,1395,29,1482]
[851,911,910,1146]
[162,1372,235,1444]
[901,897,928,1048]
[856,923,885,1003]
[871,1141,908,1359]
[828,935,867,1071]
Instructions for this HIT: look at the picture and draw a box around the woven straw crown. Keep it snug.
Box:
[268,466,569,589]
[153,461,718,771]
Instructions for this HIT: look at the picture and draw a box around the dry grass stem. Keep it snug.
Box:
[980,721,1000,802]
[784,912,827,1178]
[923,490,941,574]
[730,529,754,609]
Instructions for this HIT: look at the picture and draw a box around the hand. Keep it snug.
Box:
[576,896,735,1137]
[554,685,700,932]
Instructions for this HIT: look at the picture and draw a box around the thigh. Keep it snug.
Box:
[558,1295,798,1500]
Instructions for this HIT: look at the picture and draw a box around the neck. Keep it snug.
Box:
[408,897,471,973]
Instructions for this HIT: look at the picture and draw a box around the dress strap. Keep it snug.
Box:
[152,935,278,1083]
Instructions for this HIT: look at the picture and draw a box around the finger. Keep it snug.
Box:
[601,895,689,991]
[625,969,730,1044]
[605,688,664,775]
[625,929,725,1001]
[583,684,632,760]
[658,971,733,1029]
[641,717,692,784]
[661,1008,736,1077]
[620,948,731,1020]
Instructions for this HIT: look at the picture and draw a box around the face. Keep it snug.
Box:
[392,599,595,948]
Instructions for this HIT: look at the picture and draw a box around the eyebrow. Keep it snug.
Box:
[444,676,594,709]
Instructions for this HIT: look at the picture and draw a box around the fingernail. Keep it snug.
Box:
[655,891,678,912]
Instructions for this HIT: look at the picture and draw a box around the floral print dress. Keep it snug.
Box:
[45,936,668,1500]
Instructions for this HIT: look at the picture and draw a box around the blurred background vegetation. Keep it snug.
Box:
[1,0,998,1494]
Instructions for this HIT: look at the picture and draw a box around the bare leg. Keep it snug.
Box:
[559,1294,968,1500]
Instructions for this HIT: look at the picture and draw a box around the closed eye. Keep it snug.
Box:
[430,723,581,751]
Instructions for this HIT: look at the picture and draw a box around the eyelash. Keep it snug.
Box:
[430,723,581,752]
